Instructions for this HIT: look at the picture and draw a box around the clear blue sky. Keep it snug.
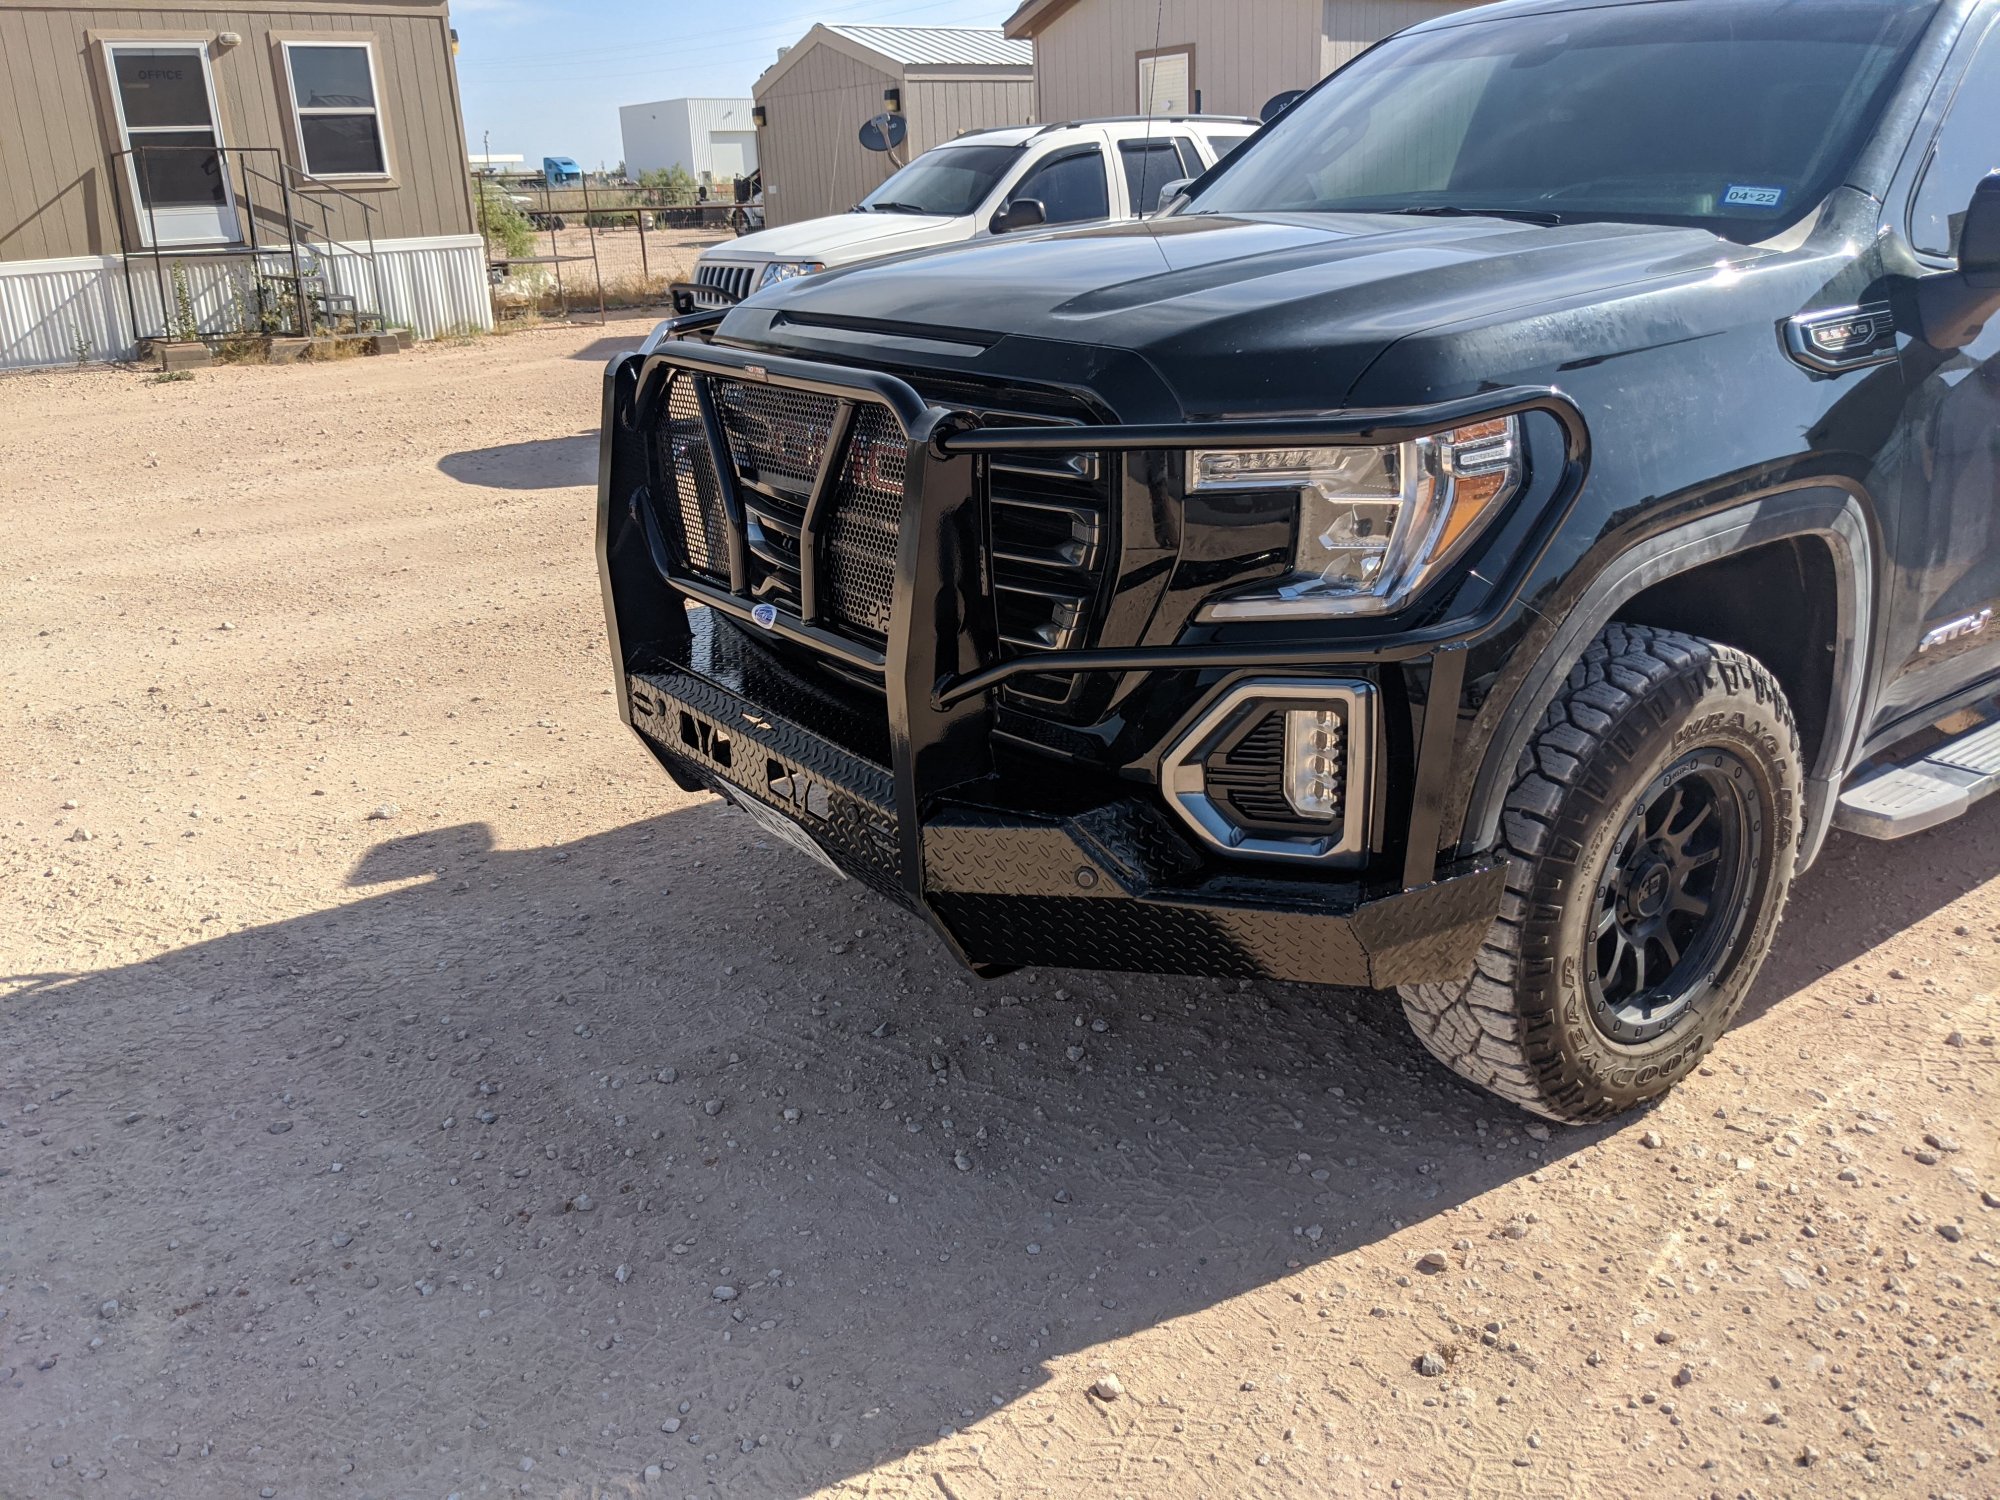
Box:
[454,0,1020,171]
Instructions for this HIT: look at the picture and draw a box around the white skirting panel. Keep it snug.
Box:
[0,234,493,370]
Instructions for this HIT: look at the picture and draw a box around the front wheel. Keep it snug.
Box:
[1399,624,1803,1122]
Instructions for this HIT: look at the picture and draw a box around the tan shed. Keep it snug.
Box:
[753,25,1035,229]
[1005,0,1484,124]
[0,0,488,367]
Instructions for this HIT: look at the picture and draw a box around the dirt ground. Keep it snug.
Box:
[2,322,1996,1500]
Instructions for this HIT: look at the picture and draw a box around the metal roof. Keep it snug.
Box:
[825,25,1034,68]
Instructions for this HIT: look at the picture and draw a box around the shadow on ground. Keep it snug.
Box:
[5,796,1991,1495]
[437,433,596,490]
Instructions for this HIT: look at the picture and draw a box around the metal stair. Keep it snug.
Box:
[1834,715,2000,838]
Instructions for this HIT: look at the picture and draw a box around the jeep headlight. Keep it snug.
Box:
[757,260,824,289]
[1192,418,1522,618]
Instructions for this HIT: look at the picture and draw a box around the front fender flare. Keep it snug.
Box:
[1456,484,1876,870]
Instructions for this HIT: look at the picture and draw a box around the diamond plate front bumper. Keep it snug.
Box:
[622,612,1503,987]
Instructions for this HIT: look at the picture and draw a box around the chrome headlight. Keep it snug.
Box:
[1192,417,1523,619]
[757,260,825,289]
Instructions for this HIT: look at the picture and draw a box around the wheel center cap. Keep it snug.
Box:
[1631,862,1671,920]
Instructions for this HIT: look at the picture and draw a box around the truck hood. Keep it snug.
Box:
[713,210,961,267]
[732,212,1773,415]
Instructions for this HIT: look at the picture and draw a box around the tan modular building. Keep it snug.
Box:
[753,25,1034,229]
[1005,0,1482,123]
[0,0,489,368]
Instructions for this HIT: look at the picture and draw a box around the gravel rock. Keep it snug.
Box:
[98,1299,120,1318]
[267,1120,292,1134]
[660,1418,681,1433]
[702,1098,723,1117]
[615,1264,631,1284]
[656,1068,677,1083]
[1673,1364,1695,1388]
[1937,1222,1964,1243]
[366,803,399,821]
[1417,1352,1447,1378]
[1415,1250,1449,1274]
[712,1285,738,1302]
[1091,1374,1124,1401]
[953,1150,973,1172]
[570,1193,594,1212]
[1639,1130,1663,1149]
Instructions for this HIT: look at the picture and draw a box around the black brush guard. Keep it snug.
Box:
[598,336,1590,986]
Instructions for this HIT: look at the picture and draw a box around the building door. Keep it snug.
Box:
[105,43,241,247]
[709,131,757,180]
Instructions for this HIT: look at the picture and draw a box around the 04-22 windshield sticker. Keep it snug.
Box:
[1723,184,1787,210]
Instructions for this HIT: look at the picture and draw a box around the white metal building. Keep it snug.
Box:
[619,97,759,184]
[1004,0,1483,122]
[753,25,1035,228]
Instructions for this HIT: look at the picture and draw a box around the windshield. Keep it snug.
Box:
[1188,0,1939,242]
[859,143,1022,217]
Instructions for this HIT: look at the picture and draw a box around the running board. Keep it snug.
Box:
[1835,717,2000,838]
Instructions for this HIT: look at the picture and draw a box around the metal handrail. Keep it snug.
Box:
[109,142,385,346]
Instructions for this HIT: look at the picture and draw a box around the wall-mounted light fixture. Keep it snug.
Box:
[752,105,768,127]
[883,87,902,114]
[215,30,241,47]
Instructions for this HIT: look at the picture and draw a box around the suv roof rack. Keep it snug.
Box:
[1028,114,1260,136]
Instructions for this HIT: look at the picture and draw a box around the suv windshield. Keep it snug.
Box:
[1188,0,1939,242]
[859,143,1022,217]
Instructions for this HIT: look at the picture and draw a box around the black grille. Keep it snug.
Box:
[649,367,1112,676]
[903,377,1111,705]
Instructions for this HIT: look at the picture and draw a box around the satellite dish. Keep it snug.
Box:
[858,112,908,153]
[1261,90,1305,124]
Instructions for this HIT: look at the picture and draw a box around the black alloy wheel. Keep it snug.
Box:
[1588,753,1762,1045]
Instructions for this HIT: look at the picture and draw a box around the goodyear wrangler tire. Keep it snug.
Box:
[1399,624,1803,1122]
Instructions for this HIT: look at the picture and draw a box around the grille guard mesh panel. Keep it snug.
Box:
[822,405,907,642]
[660,375,730,580]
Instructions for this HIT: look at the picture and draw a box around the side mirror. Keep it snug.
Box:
[1961,173,2000,283]
[1918,174,2000,350]
[989,197,1047,234]
[1156,177,1194,213]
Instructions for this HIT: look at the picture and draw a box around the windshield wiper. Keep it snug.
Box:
[867,201,936,216]
[1387,205,1563,226]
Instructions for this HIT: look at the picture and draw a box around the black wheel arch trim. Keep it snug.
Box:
[1456,483,1876,872]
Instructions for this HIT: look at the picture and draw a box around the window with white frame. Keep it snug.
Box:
[284,41,388,178]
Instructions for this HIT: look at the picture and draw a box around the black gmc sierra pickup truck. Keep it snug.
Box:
[597,0,2000,1121]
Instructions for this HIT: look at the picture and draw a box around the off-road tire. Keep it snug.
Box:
[1399,624,1804,1122]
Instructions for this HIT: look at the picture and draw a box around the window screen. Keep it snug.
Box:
[286,43,387,177]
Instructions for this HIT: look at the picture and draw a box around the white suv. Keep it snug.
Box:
[673,116,1257,312]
